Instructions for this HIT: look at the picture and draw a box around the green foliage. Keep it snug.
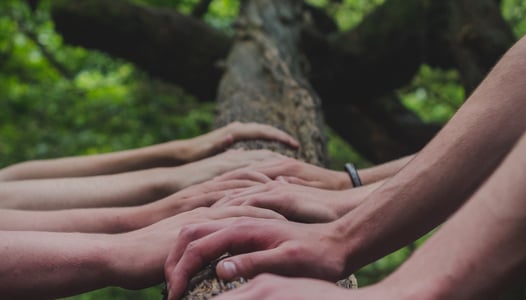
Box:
[306,0,385,30]
[0,1,214,170]
[502,0,526,37]
[399,65,465,124]
[1,0,525,298]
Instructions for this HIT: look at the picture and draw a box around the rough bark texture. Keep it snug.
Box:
[179,0,342,298]
[213,0,327,166]
[49,0,515,162]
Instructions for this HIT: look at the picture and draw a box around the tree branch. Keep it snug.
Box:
[192,0,213,18]
[51,0,232,101]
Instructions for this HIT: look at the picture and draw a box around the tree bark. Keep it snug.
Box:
[50,0,516,162]
[213,0,327,166]
[180,2,336,297]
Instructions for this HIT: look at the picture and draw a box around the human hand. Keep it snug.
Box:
[217,157,351,190]
[164,217,350,300]
[149,177,267,220]
[211,274,371,300]
[213,180,359,223]
[110,206,285,290]
[185,122,299,161]
[172,149,284,189]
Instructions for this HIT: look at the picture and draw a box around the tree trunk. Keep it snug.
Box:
[213,0,327,166]
[179,0,347,298]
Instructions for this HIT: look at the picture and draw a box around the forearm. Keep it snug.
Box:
[0,168,175,210]
[338,36,526,272]
[377,133,526,300]
[0,205,157,233]
[0,231,117,299]
[329,155,413,190]
[0,140,190,181]
[358,154,414,185]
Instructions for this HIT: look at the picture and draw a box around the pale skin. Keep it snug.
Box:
[0,177,267,233]
[0,149,283,210]
[0,206,285,300]
[212,179,383,222]
[217,154,413,190]
[210,131,526,300]
[0,122,299,181]
[164,34,526,299]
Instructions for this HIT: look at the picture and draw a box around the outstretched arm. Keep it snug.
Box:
[216,154,413,190]
[0,122,298,181]
[207,131,526,300]
[164,35,526,299]
[0,206,283,300]
[337,34,526,271]
[0,149,281,210]
[0,178,264,233]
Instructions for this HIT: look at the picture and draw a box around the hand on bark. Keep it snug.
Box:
[174,149,284,189]
[148,178,266,220]
[164,218,349,300]
[112,206,284,290]
[212,180,359,223]
[216,157,351,190]
[184,122,300,161]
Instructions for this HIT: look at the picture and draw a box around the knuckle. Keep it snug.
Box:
[283,243,304,259]
[179,224,199,241]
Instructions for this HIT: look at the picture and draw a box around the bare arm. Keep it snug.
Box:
[163,35,526,299]
[337,35,526,273]
[0,178,263,233]
[0,122,298,181]
[376,132,526,300]
[0,206,283,299]
[217,154,413,191]
[0,149,282,210]
[358,154,414,185]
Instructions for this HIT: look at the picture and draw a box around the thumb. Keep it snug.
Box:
[216,249,286,280]
[278,176,311,186]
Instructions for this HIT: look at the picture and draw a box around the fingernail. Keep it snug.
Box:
[222,261,237,278]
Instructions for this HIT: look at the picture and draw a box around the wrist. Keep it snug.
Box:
[334,171,353,190]
[107,232,163,290]
[330,213,373,275]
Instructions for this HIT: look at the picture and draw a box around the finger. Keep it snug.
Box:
[277,176,316,187]
[216,248,292,280]
[167,218,283,299]
[210,279,257,300]
[204,179,262,193]
[249,160,294,179]
[165,220,233,299]
[215,169,272,184]
[233,123,300,149]
[208,206,286,221]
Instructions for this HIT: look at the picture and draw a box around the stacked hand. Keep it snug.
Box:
[182,122,300,162]
[164,217,351,300]
[212,180,359,223]
[216,157,351,190]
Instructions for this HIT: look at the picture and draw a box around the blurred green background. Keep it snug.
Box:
[0,0,525,299]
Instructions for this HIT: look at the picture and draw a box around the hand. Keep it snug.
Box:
[212,274,372,300]
[147,177,267,221]
[164,217,350,300]
[185,122,300,161]
[213,180,360,223]
[172,149,284,190]
[110,206,285,290]
[217,157,351,190]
